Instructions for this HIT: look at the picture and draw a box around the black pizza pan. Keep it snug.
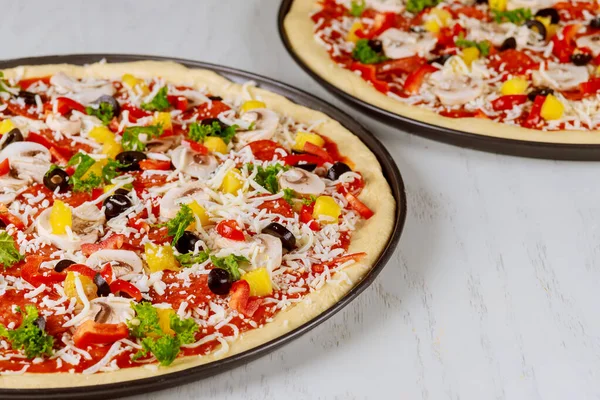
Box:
[278,0,600,161]
[0,54,407,400]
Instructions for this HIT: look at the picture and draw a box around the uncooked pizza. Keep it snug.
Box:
[284,0,600,143]
[0,61,394,386]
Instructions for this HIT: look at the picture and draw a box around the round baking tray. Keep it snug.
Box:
[0,54,407,399]
[278,0,600,161]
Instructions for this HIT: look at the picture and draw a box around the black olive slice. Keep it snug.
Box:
[115,151,147,172]
[33,316,46,331]
[94,273,111,297]
[295,162,317,172]
[103,194,133,220]
[208,268,231,295]
[114,188,130,196]
[208,96,223,101]
[527,87,554,102]
[2,128,24,149]
[54,259,75,273]
[591,18,600,30]
[525,20,547,40]
[535,8,560,24]
[262,222,296,251]
[91,94,121,117]
[571,51,593,66]
[43,168,70,192]
[326,162,352,181]
[500,37,517,51]
[367,39,383,53]
[0,220,6,229]
[175,231,200,254]
[428,54,452,65]
[18,90,38,105]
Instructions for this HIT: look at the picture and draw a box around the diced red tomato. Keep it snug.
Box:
[437,24,466,48]
[452,6,487,20]
[303,142,333,163]
[300,204,320,231]
[0,159,10,176]
[18,76,51,90]
[258,198,294,218]
[216,220,245,241]
[65,264,97,280]
[21,255,66,287]
[376,56,426,76]
[167,95,188,112]
[580,77,600,97]
[311,252,367,274]
[554,2,598,21]
[121,103,151,121]
[551,24,581,63]
[81,234,125,257]
[73,321,129,349]
[282,154,326,167]
[356,12,395,39]
[403,64,438,94]
[0,204,25,230]
[524,95,546,129]
[345,193,374,219]
[350,63,390,93]
[183,139,209,155]
[56,97,86,116]
[491,95,528,111]
[109,279,143,301]
[182,100,231,121]
[247,140,287,161]
[229,280,261,317]
[488,49,537,76]
[139,159,172,171]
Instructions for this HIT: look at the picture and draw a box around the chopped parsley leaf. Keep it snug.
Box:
[247,163,287,194]
[122,124,163,151]
[352,39,388,64]
[406,0,441,14]
[210,254,246,281]
[349,0,366,17]
[188,121,238,144]
[282,188,295,205]
[140,87,170,111]
[492,8,532,24]
[102,159,128,183]
[455,35,491,57]
[128,302,162,338]
[302,195,318,206]
[163,204,195,246]
[85,102,114,125]
[67,152,103,193]
[175,251,210,268]
[0,231,22,269]
[0,305,54,359]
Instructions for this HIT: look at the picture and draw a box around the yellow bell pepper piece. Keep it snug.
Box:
[312,196,341,223]
[88,126,114,144]
[347,21,364,43]
[293,132,325,151]
[501,78,529,95]
[540,94,564,120]
[153,112,172,131]
[64,272,97,304]
[241,267,273,297]
[424,9,452,34]
[188,200,210,227]
[156,308,176,336]
[241,100,266,113]
[102,139,122,159]
[204,136,228,154]
[0,120,16,135]
[82,159,106,180]
[547,24,559,39]
[145,243,180,272]
[461,47,480,66]
[489,0,506,11]
[122,74,150,95]
[220,168,243,195]
[50,200,72,235]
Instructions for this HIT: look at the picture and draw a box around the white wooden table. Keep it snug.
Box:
[5,1,600,399]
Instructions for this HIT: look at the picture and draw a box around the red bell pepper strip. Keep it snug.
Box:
[167,95,188,112]
[21,256,66,287]
[247,140,287,161]
[56,97,86,116]
[18,76,51,90]
[0,204,25,230]
[580,77,600,97]
[100,263,114,284]
[121,103,151,121]
[0,159,10,176]
[139,159,172,171]
[350,63,390,93]
[551,24,581,63]
[403,64,438,94]
[302,142,333,163]
[300,204,320,231]
[216,220,245,241]
[72,321,129,349]
[109,279,143,301]
[376,55,426,76]
[81,234,126,257]
[491,95,528,111]
[282,154,326,167]
[183,139,209,155]
[356,12,395,39]
[524,95,546,128]
[27,132,72,164]
[65,264,97,280]
[229,280,261,317]
[345,193,374,219]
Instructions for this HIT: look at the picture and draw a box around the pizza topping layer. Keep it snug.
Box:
[0,70,374,374]
[312,0,600,131]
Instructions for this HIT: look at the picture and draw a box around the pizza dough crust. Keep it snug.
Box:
[284,0,600,144]
[0,60,396,388]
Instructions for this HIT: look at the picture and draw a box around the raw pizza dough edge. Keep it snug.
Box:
[283,0,600,144]
[0,60,396,388]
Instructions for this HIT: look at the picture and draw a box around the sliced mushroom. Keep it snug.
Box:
[279,168,325,195]
[45,114,82,135]
[576,34,600,57]
[146,136,181,152]
[430,72,484,106]
[50,72,115,105]
[234,108,279,148]
[532,64,589,91]
[0,142,51,183]
[84,297,135,325]
[170,145,218,179]
[251,234,283,270]
[86,250,144,277]
[378,28,437,59]
[159,182,209,219]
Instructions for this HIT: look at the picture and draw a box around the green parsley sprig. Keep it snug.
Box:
[492,8,532,24]
[161,204,195,246]
[352,39,388,64]
[349,0,366,17]
[406,0,441,14]
[0,305,54,359]
[211,254,247,281]
[455,35,491,57]
[122,124,163,151]
[67,152,103,193]
[247,163,288,194]
[0,231,22,269]
[141,87,170,111]
[86,102,115,125]
[175,251,210,268]
[188,121,238,144]
[102,159,128,183]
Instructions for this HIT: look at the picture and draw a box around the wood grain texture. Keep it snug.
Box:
[2,0,599,398]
